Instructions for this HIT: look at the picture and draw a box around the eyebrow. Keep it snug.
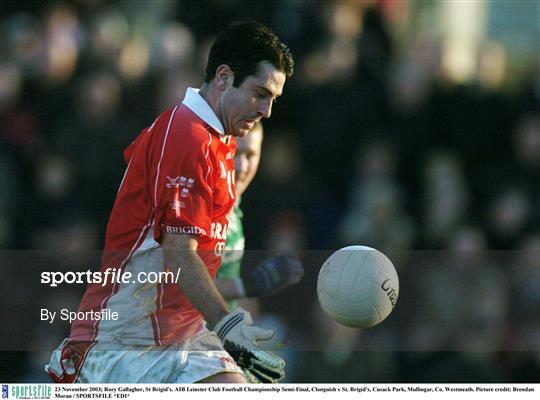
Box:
[256,86,281,98]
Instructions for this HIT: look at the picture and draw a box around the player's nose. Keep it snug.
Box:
[257,98,273,119]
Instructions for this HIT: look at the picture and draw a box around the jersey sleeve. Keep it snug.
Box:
[152,132,213,243]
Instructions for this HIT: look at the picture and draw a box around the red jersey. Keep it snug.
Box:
[70,88,236,345]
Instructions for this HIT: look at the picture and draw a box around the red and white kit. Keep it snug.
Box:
[47,88,241,383]
[74,87,236,345]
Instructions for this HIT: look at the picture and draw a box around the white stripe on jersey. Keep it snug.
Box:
[117,156,133,194]
[154,106,179,207]
[204,130,213,192]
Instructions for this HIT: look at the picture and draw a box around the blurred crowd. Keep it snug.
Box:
[1,0,539,383]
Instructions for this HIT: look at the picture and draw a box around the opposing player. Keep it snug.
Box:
[46,22,293,384]
[216,122,304,309]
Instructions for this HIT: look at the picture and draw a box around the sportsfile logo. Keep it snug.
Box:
[9,385,51,399]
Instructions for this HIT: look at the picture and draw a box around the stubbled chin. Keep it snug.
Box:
[234,128,249,137]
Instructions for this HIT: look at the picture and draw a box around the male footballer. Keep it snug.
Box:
[46,21,293,384]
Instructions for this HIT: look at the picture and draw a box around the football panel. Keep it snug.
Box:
[319,295,381,329]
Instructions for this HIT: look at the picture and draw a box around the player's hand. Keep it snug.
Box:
[245,255,304,298]
[213,308,285,383]
[243,367,282,384]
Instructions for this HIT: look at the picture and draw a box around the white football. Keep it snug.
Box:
[317,245,399,328]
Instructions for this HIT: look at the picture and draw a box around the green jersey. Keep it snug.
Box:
[217,200,245,309]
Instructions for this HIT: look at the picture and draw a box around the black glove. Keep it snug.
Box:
[244,255,304,298]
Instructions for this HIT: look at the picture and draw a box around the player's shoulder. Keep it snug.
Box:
[151,105,213,154]
[172,105,214,148]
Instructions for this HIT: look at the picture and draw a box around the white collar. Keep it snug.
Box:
[182,87,225,136]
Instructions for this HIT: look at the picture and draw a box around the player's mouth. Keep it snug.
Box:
[241,119,256,129]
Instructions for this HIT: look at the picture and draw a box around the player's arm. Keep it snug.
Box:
[215,278,245,301]
[216,256,305,301]
[162,232,285,383]
[162,232,228,326]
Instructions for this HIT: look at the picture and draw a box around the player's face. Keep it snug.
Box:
[234,125,263,197]
[220,62,285,137]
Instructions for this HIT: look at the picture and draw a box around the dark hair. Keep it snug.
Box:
[204,21,294,87]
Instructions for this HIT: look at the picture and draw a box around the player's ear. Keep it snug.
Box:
[215,65,234,91]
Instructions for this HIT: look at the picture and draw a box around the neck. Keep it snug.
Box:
[199,83,224,127]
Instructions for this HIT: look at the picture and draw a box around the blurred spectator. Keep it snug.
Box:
[509,233,540,351]
[0,150,17,248]
[514,114,540,171]
[88,7,130,61]
[412,226,508,352]
[487,186,532,249]
[154,22,195,70]
[477,40,507,91]
[266,212,306,256]
[43,4,82,85]
[338,141,414,252]
[422,152,469,247]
